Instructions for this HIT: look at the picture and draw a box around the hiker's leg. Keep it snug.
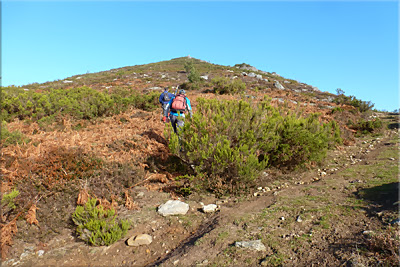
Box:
[176,119,184,132]
[170,115,178,134]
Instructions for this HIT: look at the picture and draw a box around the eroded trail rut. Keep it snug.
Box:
[145,214,220,266]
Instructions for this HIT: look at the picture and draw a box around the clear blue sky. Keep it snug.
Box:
[2,1,399,111]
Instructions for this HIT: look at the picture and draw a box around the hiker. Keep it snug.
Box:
[159,87,175,121]
[162,89,193,134]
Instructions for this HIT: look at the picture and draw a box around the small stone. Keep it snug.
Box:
[363,230,374,236]
[158,200,189,216]
[137,192,145,198]
[202,204,218,213]
[389,157,395,161]
[37,250,45,257]
[127,234,153,247]
[257,187,263,191]
[280,217,285,221]
[235,240,266,251]
[264,187,271,191]
[296,216,303,222]
[173,260,180,265]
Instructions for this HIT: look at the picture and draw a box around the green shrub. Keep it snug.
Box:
[334,89,375,112]
[331,107,343,114]
[1,189,20,210]
[211,76,246,95]
[184,60,201,84]
[72,198,130,246]
[165,98,341,195]
[1,121,30,147]
[352,118,383,134]
[1,86,159,122]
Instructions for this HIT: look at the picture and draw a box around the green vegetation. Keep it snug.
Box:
[1,86,159,122]
[334,88,375,112]
[184,60,201,84]
[211,76,246,95]
[1,189,20,210]
[72,198,130,246]
[1,121,30,147]
[165,98,341,195]
[351,118,383,135]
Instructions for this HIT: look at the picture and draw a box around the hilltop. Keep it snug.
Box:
[1,57,398,266]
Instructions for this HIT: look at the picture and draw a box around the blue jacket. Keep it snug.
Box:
[164,95,193,118]
[159,91,175,105]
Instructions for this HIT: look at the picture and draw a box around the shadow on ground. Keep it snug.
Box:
[356,182,399,211]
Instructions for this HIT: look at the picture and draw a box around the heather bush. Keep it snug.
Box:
[211,76,246,94]
[165,98,341,195]
[351,118,383,134]
[1,86,159,122]
[334,89,375,112]
[1,121,30,147]
[184,60,201,84]
[72,198,130,246]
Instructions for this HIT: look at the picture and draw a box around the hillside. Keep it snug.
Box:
[1,57,398,266]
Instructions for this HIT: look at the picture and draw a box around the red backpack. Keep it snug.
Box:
[171,94,187,113]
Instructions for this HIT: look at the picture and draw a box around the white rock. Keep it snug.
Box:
[202,204,218,213]
[158,200,189,216]
[127,234,153,246]
[37,250,45,256]
[235,240,266,251]
[362,230,374,236]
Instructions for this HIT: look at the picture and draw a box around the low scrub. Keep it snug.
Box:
[334,89,374,112]
[72,198,130,246]
[1,86,159,122]
[350,118,383,135]
[211,76,246,95]
[1,121,30,147]
[165,98,341,195]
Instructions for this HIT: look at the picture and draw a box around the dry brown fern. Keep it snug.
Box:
[26,204,39,226]
[125,191,139,210]
[77,188,90,205]
[0,221,17,260]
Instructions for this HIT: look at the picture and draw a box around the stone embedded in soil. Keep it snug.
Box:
[362,230,374,236]
[201,204,218,213]
[235,240,267,251]
[157,200,189,216]
[127,234,153,247]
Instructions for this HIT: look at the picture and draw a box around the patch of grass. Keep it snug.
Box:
[315,215,331,229]
[216,231,229,243]
[262,251,287,266]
